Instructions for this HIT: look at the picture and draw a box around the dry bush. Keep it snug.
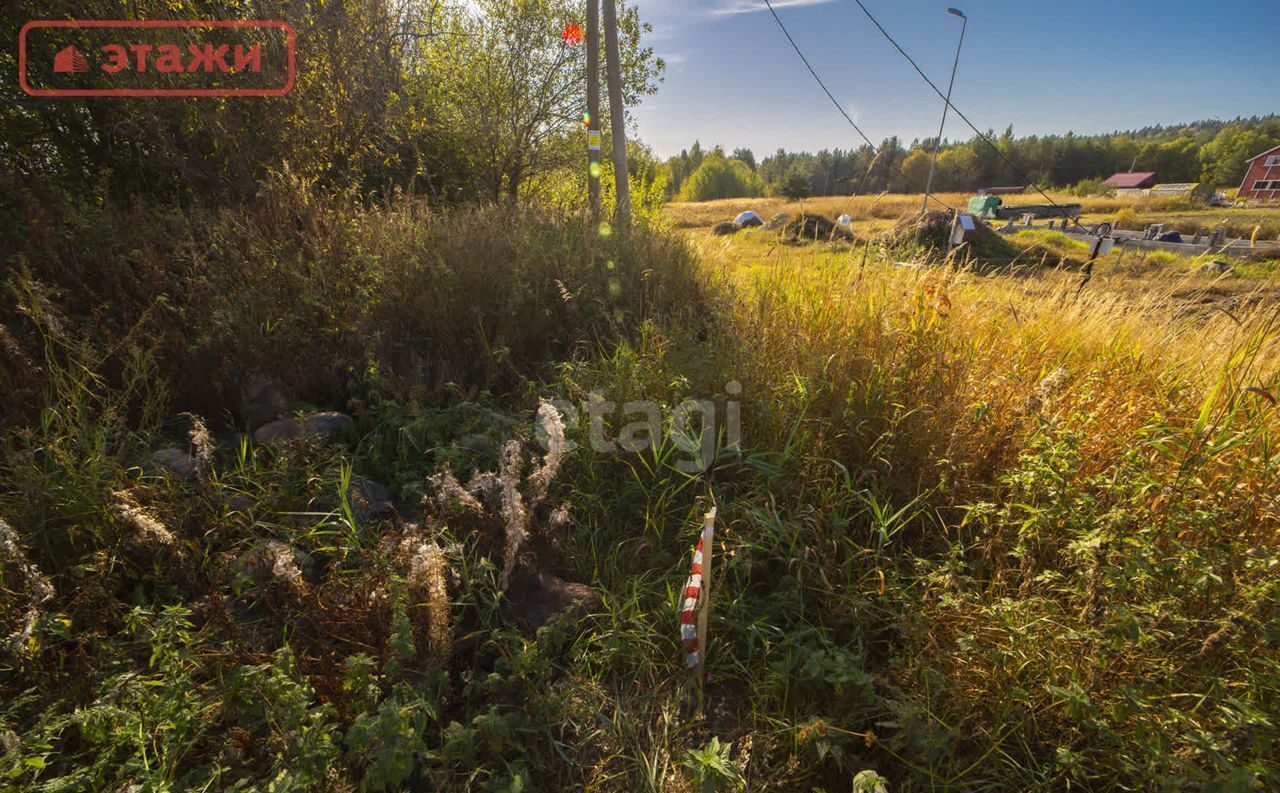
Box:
[424,400,568,590]
[0,182,708,427]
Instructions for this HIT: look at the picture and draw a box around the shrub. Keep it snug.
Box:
[1070,177,1114,197]
[779,164,814,200]
[677,155,763,202]
[0,178,710,427]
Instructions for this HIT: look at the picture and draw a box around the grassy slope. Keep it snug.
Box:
[2,191,1278,791]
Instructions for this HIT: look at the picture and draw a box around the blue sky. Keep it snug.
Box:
[630,0,1280,159]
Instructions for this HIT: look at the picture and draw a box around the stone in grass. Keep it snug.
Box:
[240,374,291,430]
[502,568,603,631]
[151,447,197,479]
[224,493,255,513]
[1201,260,1235,275]
[765,213,791,230]
[252,411,354,444]
[348,477,395,520]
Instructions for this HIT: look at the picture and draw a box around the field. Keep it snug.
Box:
[668,192,1280,243]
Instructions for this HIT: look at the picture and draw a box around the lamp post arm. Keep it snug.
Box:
[921,15,966,215]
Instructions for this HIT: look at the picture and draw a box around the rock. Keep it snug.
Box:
[765,213,791,230]
[503,569,602,630]
[711,221,740,237]
[252,418,302,443]
[252,411,354,444]
[1202,260,1235,275]
[240,375,291,430]
[349,477,395,519]
[225,494,255,513]
[151,447,196,478]
[302,412,354,437]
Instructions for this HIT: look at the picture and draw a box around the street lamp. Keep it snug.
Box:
[920,7,967,215]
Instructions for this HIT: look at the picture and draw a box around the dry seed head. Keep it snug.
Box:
[426,467,484,515]
[184,413,214,481]
[1,518,55,656]
[402,534,451,665]
[525,400,567,508]
[549,503,571,532]
[111,491,176,548]
[497,440,529,590]
[1037,367,1070,400]
[267,541,301,583]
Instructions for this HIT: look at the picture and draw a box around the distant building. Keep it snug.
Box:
[1237,145,1280,201]
[1149,183,1213,202]
[1103,172,1159,190]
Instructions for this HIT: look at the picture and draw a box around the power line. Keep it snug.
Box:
[761,0,955,211]
[846,0,1082,224]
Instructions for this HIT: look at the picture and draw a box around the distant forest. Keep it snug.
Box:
[662,116,1280,201]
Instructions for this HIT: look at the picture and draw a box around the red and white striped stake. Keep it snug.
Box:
[680,507,717,680]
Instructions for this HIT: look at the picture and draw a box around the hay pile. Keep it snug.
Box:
[711,221,740,236]
[885,210,956,251]
[782,214,854,243]
[886,210,1023,268]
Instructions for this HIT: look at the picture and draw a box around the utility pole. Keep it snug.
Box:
[920,7,967,216]
[586,0,601,221]
[602,0,630,231]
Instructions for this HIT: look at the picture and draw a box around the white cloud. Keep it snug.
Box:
[709,0,836,18]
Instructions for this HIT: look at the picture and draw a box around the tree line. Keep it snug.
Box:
[664,116,1280,201]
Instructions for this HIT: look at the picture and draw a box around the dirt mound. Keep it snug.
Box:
[782,214,854,243]
[711,221,740,236]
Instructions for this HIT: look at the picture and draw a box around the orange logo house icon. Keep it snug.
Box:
[53,45,89,73]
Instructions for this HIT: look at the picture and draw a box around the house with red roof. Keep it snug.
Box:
[1237,144,1280,202]
[1103,171,1159,191]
